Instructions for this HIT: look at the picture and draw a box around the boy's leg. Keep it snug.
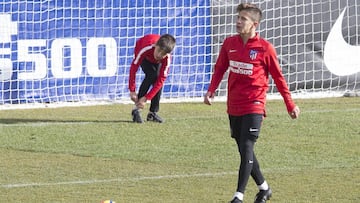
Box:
[146,87,163,123]
[138,59,160,98]
[139,59,161,114]
[132,59,160,123]
[231,114,272,203]
[149,87,162,113]
[229,114,265,199]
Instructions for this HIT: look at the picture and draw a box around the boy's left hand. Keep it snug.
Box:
[130,92,138,102]
[289,106,300,119]
[136,97,147,109]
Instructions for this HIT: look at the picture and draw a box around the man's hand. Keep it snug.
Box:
[136,96,147,109]
[130,92,138,102]
[204,91,215,105]
[289,106,300,119]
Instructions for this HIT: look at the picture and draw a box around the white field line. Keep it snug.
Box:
[0,121,94,127]
[0,165,342,189]
[1,171,235,189]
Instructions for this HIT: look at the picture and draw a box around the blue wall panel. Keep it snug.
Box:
[0,0,211,104]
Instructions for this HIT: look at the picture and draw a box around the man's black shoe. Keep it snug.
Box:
[132,109,143,123]
[229,197,243,203]
[254,188,272,203]
[146,112,163,123]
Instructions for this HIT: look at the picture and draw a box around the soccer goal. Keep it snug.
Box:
[0,0,359,108]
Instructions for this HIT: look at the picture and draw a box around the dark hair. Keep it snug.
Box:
[237,3,262,22]
[156,34,176,53]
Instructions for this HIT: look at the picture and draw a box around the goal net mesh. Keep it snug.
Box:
[0,0,359,108]
[212,0,360,99]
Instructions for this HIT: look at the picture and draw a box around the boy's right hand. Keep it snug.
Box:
[204,91,215,105]
[130,92,138,102]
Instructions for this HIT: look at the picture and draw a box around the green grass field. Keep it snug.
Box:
[0,97,359,202]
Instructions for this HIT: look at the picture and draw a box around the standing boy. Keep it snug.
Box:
[204,3,300,203]
[128,34,176,123]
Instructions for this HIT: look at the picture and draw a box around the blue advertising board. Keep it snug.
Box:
[0,0,211,104]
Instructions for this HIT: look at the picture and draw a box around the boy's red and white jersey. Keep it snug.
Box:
[208,33,295,116]
[128,34,171,100]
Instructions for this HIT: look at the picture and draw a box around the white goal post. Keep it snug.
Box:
[0,0,359,108]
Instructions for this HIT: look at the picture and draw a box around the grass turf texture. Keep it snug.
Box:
[0,97,359,202]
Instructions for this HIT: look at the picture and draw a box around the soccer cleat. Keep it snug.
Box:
[146,112,163,123]
[254,188,272,203]
[229,197,243,203]
[132,109,143,123]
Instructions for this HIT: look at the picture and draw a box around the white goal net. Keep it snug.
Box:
[0,0,359,108]
[212,0,360,99]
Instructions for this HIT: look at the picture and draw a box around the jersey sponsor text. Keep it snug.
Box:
[229,60,253,75]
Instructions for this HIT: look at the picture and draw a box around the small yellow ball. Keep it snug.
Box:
[101,200,116,203]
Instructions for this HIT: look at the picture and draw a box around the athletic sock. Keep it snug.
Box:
[233,191,244,200]
[257,180,269,190]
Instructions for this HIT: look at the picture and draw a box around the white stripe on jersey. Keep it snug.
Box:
[134,45,154,65]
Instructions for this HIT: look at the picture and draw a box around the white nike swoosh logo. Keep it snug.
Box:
[249,128,258,132]
[324,8,360,76]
